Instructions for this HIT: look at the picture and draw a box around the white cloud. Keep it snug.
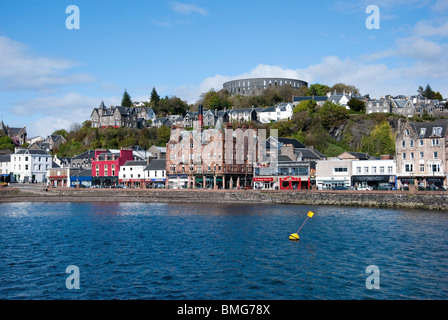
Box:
[11,93,121,137]
[0,36,94,92]
[171,2,208,16]
[176,51,448,105]
[414,19,448,37]
[431,0,448,12]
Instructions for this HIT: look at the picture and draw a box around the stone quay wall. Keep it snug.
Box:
[1,188,448,210]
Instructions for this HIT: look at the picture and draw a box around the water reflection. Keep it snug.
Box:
[1,202,448,299]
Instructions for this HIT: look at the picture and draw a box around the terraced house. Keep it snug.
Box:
[90,101,155,129]
[396,119,448,190]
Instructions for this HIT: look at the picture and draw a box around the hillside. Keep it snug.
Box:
[55,121,171,158]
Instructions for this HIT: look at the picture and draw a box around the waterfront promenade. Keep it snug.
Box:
[1,184,448,210]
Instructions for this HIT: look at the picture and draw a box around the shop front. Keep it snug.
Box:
[279,176,310,190]
[147,178,166,189]
[92,176,118,187]
[168,175,189,189]
[253,177,275,190]
[352,175,397,190]
[119,178,144,188]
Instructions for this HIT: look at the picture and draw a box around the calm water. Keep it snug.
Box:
[0,202,447,300]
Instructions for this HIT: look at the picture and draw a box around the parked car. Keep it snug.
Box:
[333,186,347,190]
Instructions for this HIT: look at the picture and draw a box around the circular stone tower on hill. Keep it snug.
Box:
[223,77,308,96]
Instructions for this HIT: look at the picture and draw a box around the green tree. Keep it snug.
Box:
[157,126,171,146]
[52,129,68,139]
[0,135,15,151]
[121,89,133,107]
[293,99,317,114]
[306,83,330,96]
[317,101,349,129]
[201,90,223,110]
[347,98,366,112]
[423,84,434,99]
[434,91,443,100]
[330,83,360,95]
[361,121,395,157]
[150,87,160,108]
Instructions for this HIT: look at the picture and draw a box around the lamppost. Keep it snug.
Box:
[433,164,436,190]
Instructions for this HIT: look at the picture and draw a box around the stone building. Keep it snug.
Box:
[0,121,27,146]
[223,78,308,96]
[395,119,448,189]
[165,123,257,189]
[91,101,155,129]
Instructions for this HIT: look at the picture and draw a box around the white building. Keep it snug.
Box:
[351,158,397,190]
[316,158,353,190]
[11,149,52,183]
[276,103,293,120]
[118,160,147,188]
[144,159,166,188]
[0,154,13,182]
[258,103,294,124]
[258,107,277,123]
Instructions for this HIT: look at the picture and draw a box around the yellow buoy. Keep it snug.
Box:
[289,233,300,241]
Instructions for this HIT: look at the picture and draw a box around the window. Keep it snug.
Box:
[364,167,369,174]
[432,127,442,136]
[432,139,439,146]
[419,140,424,146]
[405,164,413,172]
[387,166,393,173]
[410,140,414,147]
[96,165,99,177]
[112,165,115,176]
[434,152,438,159]
[420,164,425,172]
[372,166,377,174]
[411,153,414,159]
[420,152,424,158]
[334,167,348,172]
[104,165,108,176]
[403,153,406,159]
[25,157,28,161]
[25,165,28,170]
[356,167,361,174]
[402,141,406,147]
[380,166,385,173]
[429,164,440,172]
[405,129,410,136]
[420,128,426,136]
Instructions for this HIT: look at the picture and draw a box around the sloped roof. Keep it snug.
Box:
[293,96,328,102]
[145,159,166,171]
[411,120,448,138]
[123,160,147,167]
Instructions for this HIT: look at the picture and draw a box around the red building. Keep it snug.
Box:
[92,149,134,187]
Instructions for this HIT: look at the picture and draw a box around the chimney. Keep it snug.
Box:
[198,104,203,128]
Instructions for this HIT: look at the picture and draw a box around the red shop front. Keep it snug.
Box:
[279,176,311,190]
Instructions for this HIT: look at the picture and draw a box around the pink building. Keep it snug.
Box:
[92,149,134,187]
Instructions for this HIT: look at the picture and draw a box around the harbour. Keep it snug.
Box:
[1,202,447,300]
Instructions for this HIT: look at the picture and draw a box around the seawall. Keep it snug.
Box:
[1,188,448,210]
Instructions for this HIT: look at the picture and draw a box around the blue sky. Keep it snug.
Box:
[0,0,447,137]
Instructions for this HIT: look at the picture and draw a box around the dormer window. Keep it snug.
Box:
[432,127,442,136]
[420,128,426,137]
